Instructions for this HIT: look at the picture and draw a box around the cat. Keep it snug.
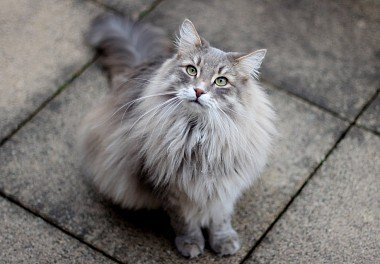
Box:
[79,14,276,258]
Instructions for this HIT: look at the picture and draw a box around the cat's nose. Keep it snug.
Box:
[194,88,206,98]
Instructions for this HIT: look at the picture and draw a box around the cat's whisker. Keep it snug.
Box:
[142,98,180,135]
[129,77,171,86]
[126,97,178,134]
[114,76,172,92]
[155,99,180,131]
[95,92,178,128]
[120,91,177,111]
[119,92,177,125]
[215,105,240,134]
[158,99,183,136]
[146,98,180,143]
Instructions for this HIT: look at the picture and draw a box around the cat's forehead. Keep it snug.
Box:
[185,47,233,70]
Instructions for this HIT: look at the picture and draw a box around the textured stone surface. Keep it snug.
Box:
[94,0,156,19]
[357,93,380,134]
[0,0,101,141]
[145,0,380,120]
[0,63,347,263]
[0,198,114,263]
[248,127,380,263]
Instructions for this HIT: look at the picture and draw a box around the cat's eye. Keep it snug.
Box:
[186,65,197,76]
[215,77,228,86]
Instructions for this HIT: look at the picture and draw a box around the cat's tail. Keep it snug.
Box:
[86,14,171,86]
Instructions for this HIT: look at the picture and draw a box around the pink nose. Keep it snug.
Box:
[194,88,206,98]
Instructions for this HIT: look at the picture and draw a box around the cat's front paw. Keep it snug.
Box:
[210,229,241,256]
[175,235,205,258]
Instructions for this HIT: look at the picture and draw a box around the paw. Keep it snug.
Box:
[175,235,205,258]
[210,230,241,256]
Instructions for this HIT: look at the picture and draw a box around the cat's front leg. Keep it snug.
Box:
[163,195,205,258]
[208,201,241,256]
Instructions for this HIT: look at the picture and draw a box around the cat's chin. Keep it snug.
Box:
[183,99,206,114]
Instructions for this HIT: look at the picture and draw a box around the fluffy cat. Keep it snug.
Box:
[79,14,276,258]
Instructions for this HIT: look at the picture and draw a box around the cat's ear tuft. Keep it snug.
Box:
[235,49,267,79]
[176,19,203,54]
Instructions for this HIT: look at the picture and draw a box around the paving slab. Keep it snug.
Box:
[248,127,380,264]
[357,93,380,134]
[145,0,380,120]
[93,0,156,18]
[0,62,347,263]
[0,0,102,141]
[0,197,114,263]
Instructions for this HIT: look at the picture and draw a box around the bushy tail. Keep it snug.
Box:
[86,14,171,85]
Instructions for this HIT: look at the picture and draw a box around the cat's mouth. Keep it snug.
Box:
[189,99,202,106]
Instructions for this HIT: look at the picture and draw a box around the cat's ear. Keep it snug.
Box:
[234,49,267,79]
[176,19,205,54]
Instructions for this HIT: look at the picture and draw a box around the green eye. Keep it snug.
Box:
[186,65,197,76]
[215,77,228,86]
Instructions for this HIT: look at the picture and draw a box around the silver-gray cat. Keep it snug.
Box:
[79,14,276,258]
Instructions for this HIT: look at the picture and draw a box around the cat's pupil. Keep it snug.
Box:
[216,77,227,86]
[186,65,197,76]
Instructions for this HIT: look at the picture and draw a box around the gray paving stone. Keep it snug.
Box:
[0,63,347,263]
[0,0,102,142]
[248,127,380,264]
[357,93,380,134]
[0,197,114,263]
[94,0,156,19]
[145,0,380,120]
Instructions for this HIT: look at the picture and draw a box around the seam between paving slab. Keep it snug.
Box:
[355,123,380,137]
[0,56,125,261]
[0,0,377,261]
[240,87,380,263]
[263,79,380,136]
[354,88,380,137]
[87,0,125,15]
[0,0,167,149]
[137,0,166,20]
[0,2,166,263]
[88,0,379,135]
[263,79,350,123]
[0,193,122,263]
[0,57,96,148]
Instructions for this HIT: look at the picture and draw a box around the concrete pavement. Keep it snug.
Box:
[0,0,378,263]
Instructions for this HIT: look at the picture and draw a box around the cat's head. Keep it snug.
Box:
[163,19,266,115]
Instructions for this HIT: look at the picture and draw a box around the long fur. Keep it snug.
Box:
[79,15,276,258]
